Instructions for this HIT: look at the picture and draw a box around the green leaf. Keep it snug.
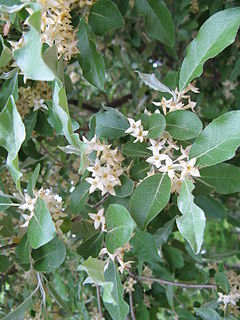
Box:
[214,271,230,293]
[105,204,136,253]
[195,196,226,219]
[114,175,134,198]
[89,0,124,36]
[104,261,129,320]
[70,181,89,214]
[147,113,166,139]
[27,197,56,249]
[137,72,173,94]
[195,307,222,320]
[50,80,80,147]
[95,108,129,139]
[47,283,74,316]
[123,142,151,157]
[15,233,30,265]
[0,194,12,211]
[32,237,66,272]
[163,245,184,269]
[112,0,129,15]
[27,164,40,198]
[0,255,10,272]
[179,8,240,91]
[154,218,176,247]
[130,173,171,229]
[166,110,202,140]
[2,286,38,320]
[14,5,56,81]
[190,111,240,167]
[0,96,26,190]
[130,161,150,180]
[177,178,206,254]
[130,228,161,263]
[135,0,174,46]
[77,232,103,259]
[77,19,105,90]
[78,257,105,283]
[0,35,12,68]
[199,163,240,194]
[0,72,18,109]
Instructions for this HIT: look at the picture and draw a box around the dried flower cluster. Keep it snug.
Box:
[19,188,65,230]
[16,82,51,118]
[37,0,79,60]
[153,83,199,115]
[83,135,124,196]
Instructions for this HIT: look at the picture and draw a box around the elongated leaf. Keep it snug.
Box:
[179,8,240,91]
[77,19,105,90]
[0,96,25,190]
[47,283,73,316]
[195,307,222,320]
[32,237,66,272]
[70,181,89,214]
[15,233,30,265]
[50,80,80,147]
[147,113,166,139]
[89,0,124,35]
[199,163,240,194]
[0,195,12,211]
[0,255,10,272]
[105,204,136,253]
[166,110,202,140]
[123,142,151,157]
[0,35,12,68]
[2,286,38,320]
[195,196,226,219]
[27,164,40,198]
[0,71,18,108]
[95,108,129,139]
[190,111,240,167]
[137,72,173,94]
[177,178,206,254]
[27,197,56,249]
[130,173,171,229]
[104,261,129,320]
[115,175,134,198]
[77,232,103,259]
[14,4,56,81]
[130,161,150,180]
[135,0,174,46]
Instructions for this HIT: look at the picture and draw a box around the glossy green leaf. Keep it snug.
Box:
[123,142,151,157]
[0,35,12,68]
[0,255,10,272]
[32,237,66,272]
[130,228,161,263]
[104,261,129,320]
[179,8,240,91]
[199,163,240,194]
[177,178,206,254]
[14,4,56,81]
[27,197,56,249]
[77,232,103,259]
[0,194,12,211]
[190,111,240,167]
[0,96,25,190]
[105,204,136,253]
[166,110,202,140]
[70,181,90,214]
[115,175,134,198]
[95,108,129,139]
[147,113,166,139]
[89,0,124,35]
[27,164,40,198]
[130,173,171,229]
[77,18,105,90]
[135,0,174,46]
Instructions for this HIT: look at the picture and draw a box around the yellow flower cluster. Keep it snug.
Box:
[16,82,51,118]
[37,0,79,60]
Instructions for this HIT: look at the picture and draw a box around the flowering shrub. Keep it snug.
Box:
[1,1,240,319]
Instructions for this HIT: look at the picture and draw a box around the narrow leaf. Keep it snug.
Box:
[137,72,173,94]
[27,164,40,198]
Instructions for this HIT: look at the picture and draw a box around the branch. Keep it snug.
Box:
[40,144,64,167]
[129,290,136,320]
[0,243,17,251]
[96,285,103,318]
[134,274,216,290]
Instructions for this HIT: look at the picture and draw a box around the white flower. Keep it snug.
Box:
[148,139,165,153]
[132,128,148,143]
[159,156,178,179]
[33,98,48,112]
[88,208,105,231]
[85,176,102,194]
[180,158,200,180]
[146,153,168,169]
[171,176,182,193]
[125,118,142,134]
[82,135,104,155]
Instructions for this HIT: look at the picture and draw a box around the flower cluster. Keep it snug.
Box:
[218,270,240,316]
[100,243,133,274]
[19,188,65,230]
[153,83,199,115]
[125,118,149,143]
[79,0,96,21]
[37,0,79,60]
[17,82,51,118]
[83,135,124,196]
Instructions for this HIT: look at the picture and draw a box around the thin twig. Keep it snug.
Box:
[129,290,136,320]
[96,285,103,318]
[94,193,109,209]
[134,275,216,290]
[40,144,64,167]
[0,243,17,251]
